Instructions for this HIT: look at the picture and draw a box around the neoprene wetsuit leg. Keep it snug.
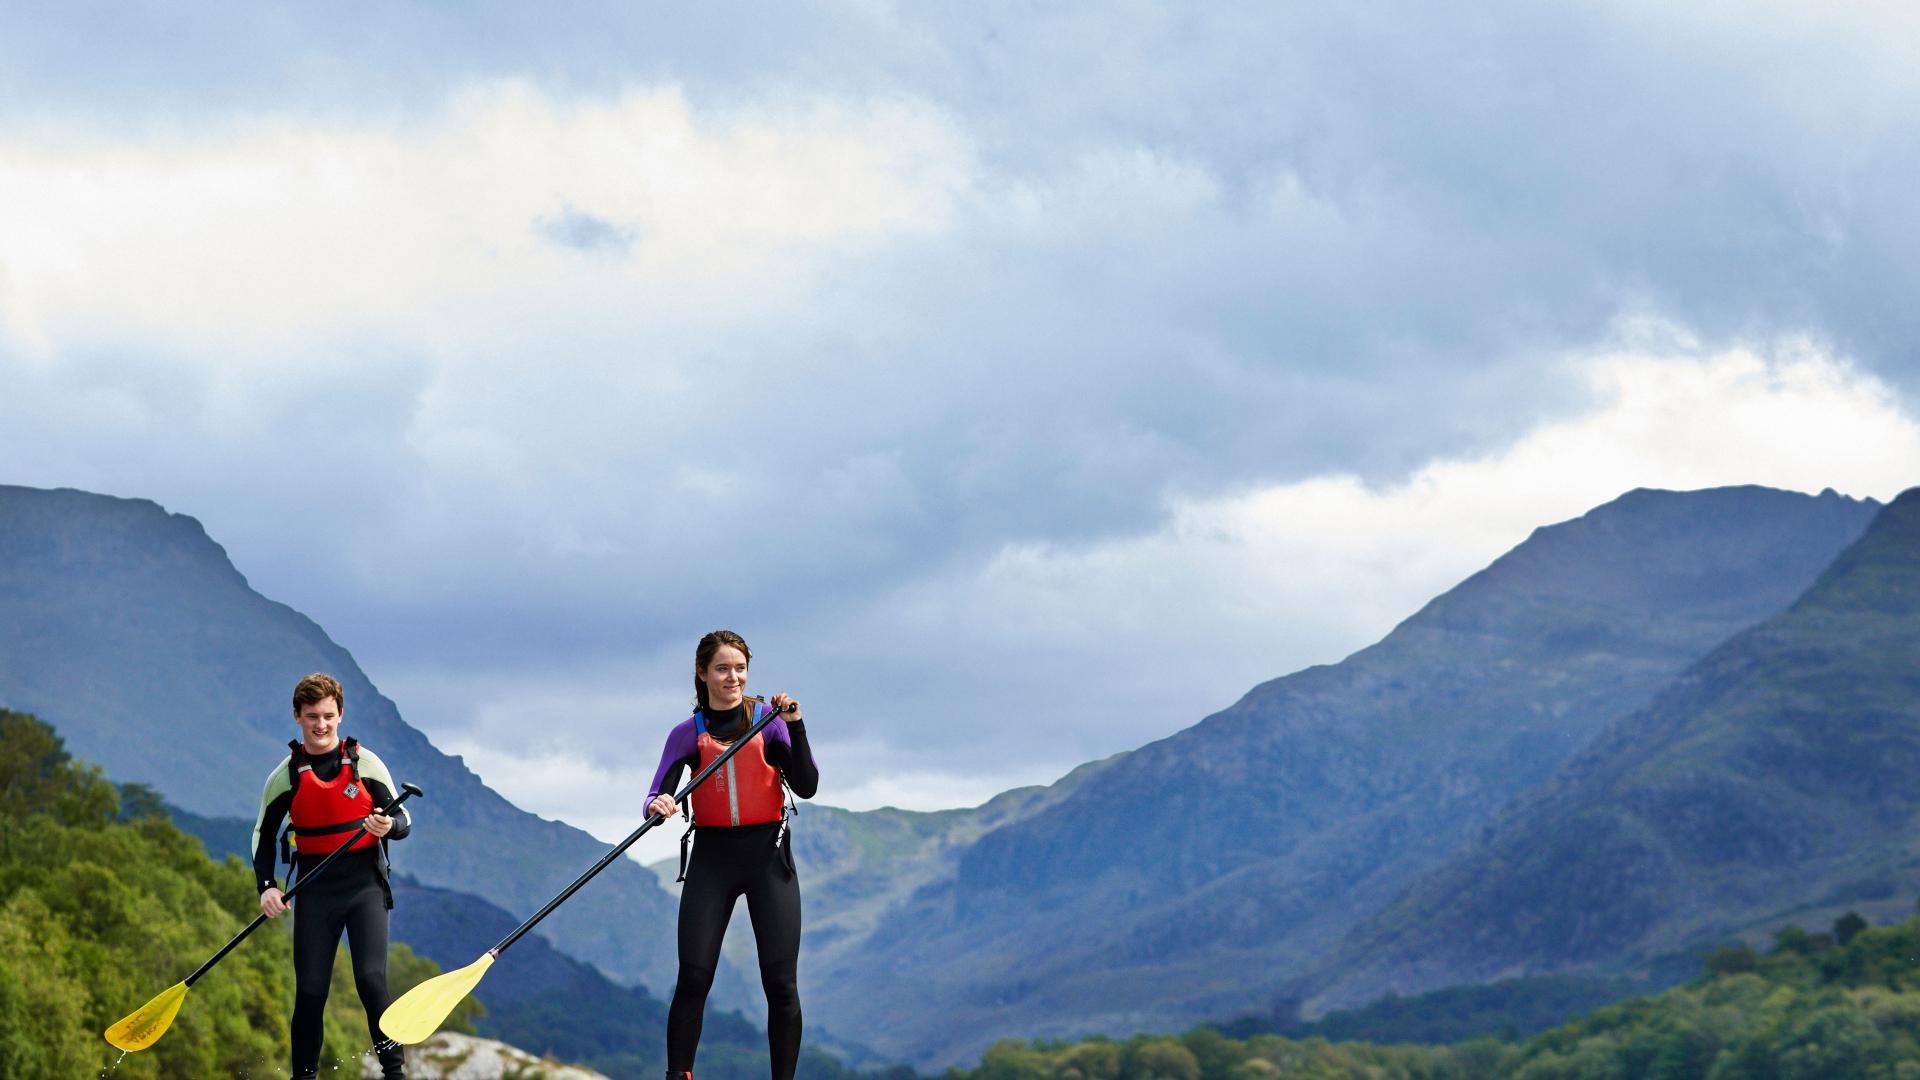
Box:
[667,823,801,1080]
[290,861,403,1078]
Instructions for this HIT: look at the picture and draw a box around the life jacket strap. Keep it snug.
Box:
[677,816,696,883]
[292,818,371,838]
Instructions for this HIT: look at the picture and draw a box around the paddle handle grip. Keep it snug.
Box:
[185,782,424,987]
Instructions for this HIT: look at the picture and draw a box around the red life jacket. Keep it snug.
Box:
[689,702,787,827]
[286,737,379,857]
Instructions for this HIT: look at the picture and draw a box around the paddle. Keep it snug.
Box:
[381,699,794,1043]
[104,781,424,1051]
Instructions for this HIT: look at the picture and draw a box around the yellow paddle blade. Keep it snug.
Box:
[381,952,494,1044]
[104,980,189,1051]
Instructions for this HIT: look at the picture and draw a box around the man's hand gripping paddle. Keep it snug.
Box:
[103,782,424,1052]
[380,700,794,1044]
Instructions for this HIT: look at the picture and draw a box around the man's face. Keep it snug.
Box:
[295,696,342,754]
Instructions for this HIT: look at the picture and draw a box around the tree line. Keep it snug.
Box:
[953,915,1920,1079]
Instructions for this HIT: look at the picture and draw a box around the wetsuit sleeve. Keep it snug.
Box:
[764,718,819,799]
[647,719,701,810]
[355,747,412,842]
[251,758,295,893]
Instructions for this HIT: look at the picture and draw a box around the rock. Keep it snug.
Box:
[359,1032,610,1080]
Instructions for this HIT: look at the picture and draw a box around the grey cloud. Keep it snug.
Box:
[535,208,637,256]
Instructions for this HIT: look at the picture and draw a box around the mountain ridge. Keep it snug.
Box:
[1303,485,1920,1010]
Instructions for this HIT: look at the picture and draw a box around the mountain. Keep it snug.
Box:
[800,486,1881,1066]
[1303,486,1920,1010]
[0,485,686,993]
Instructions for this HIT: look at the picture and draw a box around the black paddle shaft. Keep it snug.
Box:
[491,701,794,956]
[184,782,424,987]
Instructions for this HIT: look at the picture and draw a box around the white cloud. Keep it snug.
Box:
[0,81,970,358]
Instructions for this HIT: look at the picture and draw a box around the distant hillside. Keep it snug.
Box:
[787,761,1117,973]
[1217,973,1651,1047]
[1308,487,1920,1010]
[0,485,688,994]
[949,908,1920,1080]
[803,486,1881,1065]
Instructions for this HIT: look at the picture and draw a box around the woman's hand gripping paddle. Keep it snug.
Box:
[103,782,424,1051]
[381,700,793,1043]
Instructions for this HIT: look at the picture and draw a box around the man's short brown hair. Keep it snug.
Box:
[292,673,345,714]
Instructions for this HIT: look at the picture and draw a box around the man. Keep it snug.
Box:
[251,672,412,1080]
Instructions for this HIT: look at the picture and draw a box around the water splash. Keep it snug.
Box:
[99,1049,129,1078]
[228,1040,403,1079]
[236,1046,404,1079]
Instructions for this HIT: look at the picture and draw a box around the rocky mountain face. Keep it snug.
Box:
[0,485,685,992]
[1304,487,1920,1010]
[798,486,1881,1066]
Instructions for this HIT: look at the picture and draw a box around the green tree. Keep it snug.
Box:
[1124,1038,1200,1080]
[0,890,94,1077]
[978,1040,1052,1080]
[1054,1040,1123,1080]
[1178,1027,1241,1080]
[1833,913,1868,947]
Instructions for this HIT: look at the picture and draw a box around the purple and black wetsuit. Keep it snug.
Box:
[649,702,818,1080]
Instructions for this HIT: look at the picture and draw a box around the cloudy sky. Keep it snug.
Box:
[4,3,1918,857]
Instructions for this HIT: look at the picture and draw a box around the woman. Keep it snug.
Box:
[647,630,819,1080]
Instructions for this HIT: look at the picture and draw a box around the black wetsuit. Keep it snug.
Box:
[252,744,411,1079]
[648,704,819,1080]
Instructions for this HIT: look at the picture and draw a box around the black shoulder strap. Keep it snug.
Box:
[279,740,302,865]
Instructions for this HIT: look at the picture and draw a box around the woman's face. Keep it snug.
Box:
[698,644,749,709]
